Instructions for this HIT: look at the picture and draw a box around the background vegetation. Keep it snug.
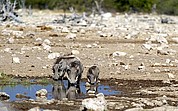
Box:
[12,0,178,15]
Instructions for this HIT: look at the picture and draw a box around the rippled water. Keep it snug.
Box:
[0,80,121,101]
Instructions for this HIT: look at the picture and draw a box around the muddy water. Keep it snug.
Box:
[0,80,120,101]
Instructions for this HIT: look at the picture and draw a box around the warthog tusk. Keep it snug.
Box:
[66,74,72,83]
[94,78,97,83]
[75,76,78,83]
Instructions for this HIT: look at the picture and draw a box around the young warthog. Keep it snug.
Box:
[87,65,100,85]
[66,60,83,85]
[52,56,80,81]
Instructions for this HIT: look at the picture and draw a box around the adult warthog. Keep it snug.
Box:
[66,60,83,85]
[87,65,100,85]
[52,56,81,81]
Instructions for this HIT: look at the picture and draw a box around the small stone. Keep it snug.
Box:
[142,44,152,51]
[166,59,171,64]
[71,50,80,55]
[112,51,127,57]
[61,27,70,33]
[86,44,92,48]
[71,29,78,33]
[167,73,175,79]
[36,89,47,97]
[7,37,14,44]
[157,49,169,55]
[100,33,107,37]
[80,29,86,34]
[0,92,10,100]
[82,93,107,111]
[154,69,161,73]
[156,36,168,44]
[42,44,51,51]
[4,48,11,53]
[43,39,51,45]
[12,57,20,64]
[48,53,60,59]
[172,37,178,43]
[152,100,163,106]
[78,20,87,26]
[28,107,40,111]
[12,31,23,38]
[35,38,42,42]
[66,33,76,39]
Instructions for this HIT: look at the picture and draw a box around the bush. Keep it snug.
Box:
[10,0,178,15]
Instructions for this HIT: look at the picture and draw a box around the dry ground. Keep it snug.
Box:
[0,10,178,81]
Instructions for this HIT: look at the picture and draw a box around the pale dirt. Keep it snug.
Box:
[0,10,178,81]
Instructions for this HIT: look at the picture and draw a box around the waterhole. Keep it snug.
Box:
[0,80,121,101]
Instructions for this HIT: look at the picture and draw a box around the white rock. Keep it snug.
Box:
[43,39,51,45]
[48,53,60,59]
[86,44,92,48]
[172,37,178,43]
[71,29,78,33]
[12,57,20,64]
[36,89,47,97]
[0,92,10,100]
[125,108,143,111]
[12,31,23,38]
[112,51,127,57]
[167,73,175,79]
[100,33,107,37]
[71,50,80,55]
[101,12,112,20]
[1,29,12,36]
[4,48,11,53]
[82,93,107,111]
[156,36,168,44]
[78,20,87,26]
[124,65,129,70]
[42,44,51,51]
[35,38,42,42]
[80,29,86,34]
[142,44,152,51]
[157,48,169,55]
[66,33,76,39]
[166,59,171,64]
[7,37,14,44]
[154,69,161,73]
[28,107,40,111]
[61,27,70,33]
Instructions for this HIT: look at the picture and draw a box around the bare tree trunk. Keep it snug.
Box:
[0,0,23,23]
[94,0,103,15]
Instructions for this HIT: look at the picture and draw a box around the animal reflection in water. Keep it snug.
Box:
[86,85,98,95]
[52,81,81,100]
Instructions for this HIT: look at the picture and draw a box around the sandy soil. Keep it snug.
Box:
[0,10,178,82]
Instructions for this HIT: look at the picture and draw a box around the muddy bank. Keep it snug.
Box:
[0,75,178,110]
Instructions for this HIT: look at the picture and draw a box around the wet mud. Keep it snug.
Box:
[0,76,178,110]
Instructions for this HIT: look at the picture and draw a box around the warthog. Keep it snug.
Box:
[87,65,100,85]
[66,60,83,85]
[52,56,80,81]
[52,80,66,100]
